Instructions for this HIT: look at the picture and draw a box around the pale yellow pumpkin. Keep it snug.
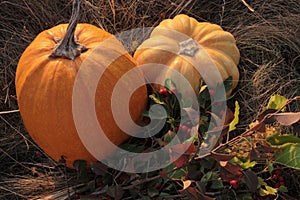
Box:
[134,14,240,98]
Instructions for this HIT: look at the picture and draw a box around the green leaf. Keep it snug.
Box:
[210,179,224,189]
[229,101,240,132]
[200,171,213,184]
[258,177,267,187]
[237,193,253,200]
[163,163,187,179]
[140,196,151,200]
[277,186,288,192]
[167,169,187,179]
[274,143,300,170]
[266,161,274,174]
[266,94,288,111]
[266,133,300,148]
[242,170,259,192]
[259,185,277,196]
[223,76,233,93]
[145,104,168,120]
[163,130,176,144]
[147,188,159,198]
[230,157,256,170]
[182,98,193,108]
[164,78,176,90]
[197,85,210,109]
[159,192,171,197]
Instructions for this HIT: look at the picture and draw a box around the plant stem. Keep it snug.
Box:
[49,0,87,60]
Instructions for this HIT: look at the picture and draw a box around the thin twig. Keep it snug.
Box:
[0,109,19,115]
[240,0,255,12]
[122,174,161,190]
[212,96,300,153]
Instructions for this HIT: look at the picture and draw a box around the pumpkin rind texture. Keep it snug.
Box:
[134,14,240,98]
[16,23,147,168]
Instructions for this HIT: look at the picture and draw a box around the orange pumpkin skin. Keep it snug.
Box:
[134,14,240,98]
[15,23,147,168]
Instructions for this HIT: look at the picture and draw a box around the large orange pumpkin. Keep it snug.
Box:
[134,14,240,99]
[15,0,147,168]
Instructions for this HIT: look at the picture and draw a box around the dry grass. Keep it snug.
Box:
[0,0,299,199]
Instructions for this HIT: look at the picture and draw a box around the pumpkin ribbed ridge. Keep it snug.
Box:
[134,14,240,99]
[16,23,147,168]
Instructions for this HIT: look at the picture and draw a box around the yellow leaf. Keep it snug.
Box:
[229,101,240,132]
[181,180,193,191]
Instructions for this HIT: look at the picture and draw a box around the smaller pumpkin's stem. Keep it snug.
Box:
[49,0,87,60]
[178,38,199,57]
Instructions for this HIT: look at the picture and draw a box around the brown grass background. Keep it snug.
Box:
[0,0,299,199]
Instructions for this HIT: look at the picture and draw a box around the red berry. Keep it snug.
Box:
[209,89,215,96]
[268,194,276,199]
[274,183,281,188]
[185,121,192,127]
[143,116,150,124]
[278,176,284,182]
[279,181,285,186]
[272,174,278,180]
[229,180,239,189]
[75,193,80,199]
[160,171,168,178]
[215,102,224,107]
[171,87,177,94]
[179,124,188,133]
[219,110,225,116]
[186,128,191,135]
[159,88,168,96]
[174,126,179,133]
[272,169,281,175]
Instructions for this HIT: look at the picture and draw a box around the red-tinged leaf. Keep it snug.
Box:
[242,170,259,192]
[220,163,243,182]
[256,143,277,153]
[185,187,215,200]
[114,185,124,200]
[184,187,199,200]
[248,120,266,132]
[270,112,300,126]
[211,152,234,162]
[173,155,190,168]
[188,171,203,181]
[250,147,260,161]
[258,109,278,123]
[160,171,168,178]
[170,143,195,155]
[224,108,234,125]
[170,143,195,167]
[207,108,234,137]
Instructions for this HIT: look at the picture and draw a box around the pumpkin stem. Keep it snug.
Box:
[178,38,199,57]
[49,0,87,60]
